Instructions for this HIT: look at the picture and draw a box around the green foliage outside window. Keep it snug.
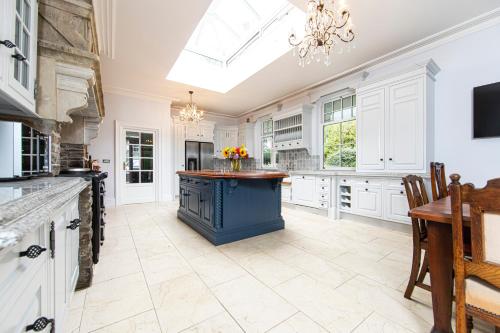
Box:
[323,95,356,168]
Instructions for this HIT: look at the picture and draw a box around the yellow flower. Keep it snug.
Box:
[240,147,248,158]
[222,147,230,158]
[229,147,236,154]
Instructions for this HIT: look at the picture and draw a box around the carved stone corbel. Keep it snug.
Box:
[55,63,96,123]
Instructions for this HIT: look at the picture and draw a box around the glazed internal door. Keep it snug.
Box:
[119,127,158,204]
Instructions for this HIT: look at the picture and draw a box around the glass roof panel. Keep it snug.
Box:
[185,0,289,61]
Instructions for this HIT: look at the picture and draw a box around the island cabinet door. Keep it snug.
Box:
[200,188,214,228]
[179,185,187,212]
[186,187,202,219]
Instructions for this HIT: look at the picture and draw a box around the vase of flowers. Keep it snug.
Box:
[222,145,248,172]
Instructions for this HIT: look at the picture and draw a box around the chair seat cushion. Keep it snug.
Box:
[465,277,500,315]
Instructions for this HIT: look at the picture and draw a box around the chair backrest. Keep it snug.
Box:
[450,174,500,331]
[403,175,430,241]
[430,162,448,201]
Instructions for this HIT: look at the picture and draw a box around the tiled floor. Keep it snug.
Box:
[66,202,495,333]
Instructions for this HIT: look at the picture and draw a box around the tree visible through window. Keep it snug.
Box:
[262,119,273,168]
[323,95,356,168]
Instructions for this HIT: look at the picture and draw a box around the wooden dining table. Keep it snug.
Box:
[410,196,470,333]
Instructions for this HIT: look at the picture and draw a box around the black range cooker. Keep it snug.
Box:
[59,168,107,264]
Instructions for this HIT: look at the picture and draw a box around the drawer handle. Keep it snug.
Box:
[0,40,16,48]
[365,188,368,191]
[26,317,54,332]
[400,182,404,186]
[19,245,46,259]
[389,158,393,161]
[66,218,81,230]
[183,193,191,197]
[380,158,383,161]
[400,191,404,195]
[12,53,27,62]
[365,180,369,183]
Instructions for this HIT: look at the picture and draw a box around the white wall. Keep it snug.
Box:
[243,21,500,186]
[88,92,174,206]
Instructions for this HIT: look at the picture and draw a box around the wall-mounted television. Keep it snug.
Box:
[473,82,500,139]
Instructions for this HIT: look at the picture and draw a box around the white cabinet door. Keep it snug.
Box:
[66,199,80,301]
[384,188,411,223]
[352,185,382,218]
[1,263,50,333]
[185,125,200,141]
[292,175,317,207]
[174,123,185,196]
[53,209,69,333]
[199,124,214,142]
[357,89,385,171]
[386,78,425,171]
[5,0,38,112]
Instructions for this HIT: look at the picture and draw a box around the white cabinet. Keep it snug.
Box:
[0,195,81,333]
[352,185,382,218]
[356,61,438,173]
[384,187,410,223]
[214,126,238,156]
[0,0,38,115]
[273,105,313,153]
[238,122,255,157]
[186,123,215,142]
[291,175,317,207]
[357,89,385,170]
[386,78,425,171]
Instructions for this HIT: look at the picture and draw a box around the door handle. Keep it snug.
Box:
[123,161,126,170]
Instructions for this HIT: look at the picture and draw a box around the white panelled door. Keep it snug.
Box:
[118,126,158,205]
[356,88,385,170]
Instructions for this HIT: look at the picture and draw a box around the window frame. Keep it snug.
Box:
[321,94,357,170]
[261,118,275,169]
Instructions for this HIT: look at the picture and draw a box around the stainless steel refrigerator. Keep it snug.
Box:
[185,141,214,170]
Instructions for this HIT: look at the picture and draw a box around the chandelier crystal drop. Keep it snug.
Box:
[180,91,204,123]
[289,0,355,67]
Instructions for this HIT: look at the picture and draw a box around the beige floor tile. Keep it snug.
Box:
[91,310,161,333]
[140,251,193,286]
[93,249,142,283]
[268,312,328,333]
[189,252,247,287]
[335,275,433,332]
[150,273,224,333]
[352,312,415,333]
[174,235,220,260]
[80,273,153,332]
[99,235,135,257]
[181,312,243,333]
[274,274,371,333]
[134,235,177,259]
[64,307,83,333]
[212,275,297,333]
[238,252,301,287]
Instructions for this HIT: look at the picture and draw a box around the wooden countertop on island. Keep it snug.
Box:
[177,170,289,179]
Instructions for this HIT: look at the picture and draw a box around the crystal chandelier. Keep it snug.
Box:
[180,91,204,123]
[289,0,355,67]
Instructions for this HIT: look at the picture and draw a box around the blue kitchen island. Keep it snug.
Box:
[177,170,289,245]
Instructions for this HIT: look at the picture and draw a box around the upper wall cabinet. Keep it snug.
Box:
[0,0,38,116]
[186,123,215,142]
[214,126,238,156]
[272,104,314,153]
[356,61,439,173]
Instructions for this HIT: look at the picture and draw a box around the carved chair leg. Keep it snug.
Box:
[417,250,429,284]
[466,315,473,333]
[404,245,422,299]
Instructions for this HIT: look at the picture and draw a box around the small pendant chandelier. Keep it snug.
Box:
[289,0,355,67]
[180,91,204,123]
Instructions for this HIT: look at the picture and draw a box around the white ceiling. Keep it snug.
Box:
[99,0,500,116]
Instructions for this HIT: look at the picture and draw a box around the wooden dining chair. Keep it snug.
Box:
[450,174,500,333]
[431,162,449,201]
[402,175,431,299]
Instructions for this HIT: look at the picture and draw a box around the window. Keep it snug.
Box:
[261,119,274,168]
[323,95,357,168]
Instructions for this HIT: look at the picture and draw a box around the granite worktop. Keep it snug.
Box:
[0,177,90,252]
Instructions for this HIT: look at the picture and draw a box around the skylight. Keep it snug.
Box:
[166,0,305,93]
